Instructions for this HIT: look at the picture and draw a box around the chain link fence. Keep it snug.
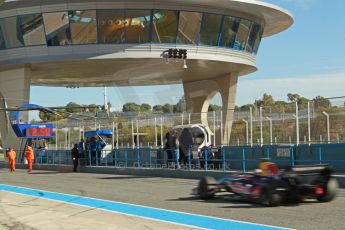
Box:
[45,99,345,150]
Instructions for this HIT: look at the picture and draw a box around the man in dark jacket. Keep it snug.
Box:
[71,144,79,172]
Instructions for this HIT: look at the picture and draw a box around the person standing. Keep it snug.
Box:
[25,145,34,172]
[164,132,174,167]
[6,147,16,171]
[78,138,85,158]
[71,144,79,172]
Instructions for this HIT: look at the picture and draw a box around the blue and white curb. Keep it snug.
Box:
[0,184,290,230]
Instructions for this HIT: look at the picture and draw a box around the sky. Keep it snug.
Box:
[30,0,345,111]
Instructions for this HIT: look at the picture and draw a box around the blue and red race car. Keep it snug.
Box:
[192,164,338,206]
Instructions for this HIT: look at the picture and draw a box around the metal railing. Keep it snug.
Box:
[32,143,345,173]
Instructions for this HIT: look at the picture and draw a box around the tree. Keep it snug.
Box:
[152,105,163,113]
[88,104,99,113]
[122,102,141,112]
[287,93,300,102]
[272,101,286,113]
[236,104,253,112]
[313,96,331,110]
[140,103,151,113]
[38,111,57,122]
[208,104,222,111]
[162,103,173,113]
[297,97,309,109]
[262,93,274,106]
[174,97,186,113]
[66,102,84,113]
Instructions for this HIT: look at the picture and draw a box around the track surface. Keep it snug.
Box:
[1,169,344,229]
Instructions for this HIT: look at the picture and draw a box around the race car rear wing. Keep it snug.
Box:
[290,164,332,176]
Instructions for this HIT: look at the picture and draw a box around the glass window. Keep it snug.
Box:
[253,24,263,54]
[246,23,263,53]
[43,12,72,46]
[234,19,251,51]
[152,10,178,43]
[0,16,24,48]
[177,11,202,44]
[69,10,97,44]
[219,16,239,48]
[19,14,46,46]
[125,10,151,43]
[98,10,125,44]
[199,13,222,46]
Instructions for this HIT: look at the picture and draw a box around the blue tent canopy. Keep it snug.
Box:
[84,130,112,138]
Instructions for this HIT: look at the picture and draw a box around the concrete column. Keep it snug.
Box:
[0,67,31,151]
[183,73,238,145]
[218,73,238,145]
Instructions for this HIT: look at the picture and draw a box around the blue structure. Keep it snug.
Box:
[84,130,112,138]
[9,104,53,139]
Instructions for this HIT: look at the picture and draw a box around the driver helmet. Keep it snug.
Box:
[254,169,263,174]
[5,147,11,152]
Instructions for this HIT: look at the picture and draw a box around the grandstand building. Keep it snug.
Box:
[0,0,293,148]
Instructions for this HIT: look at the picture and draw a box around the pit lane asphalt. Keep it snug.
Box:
[1,168,344,230]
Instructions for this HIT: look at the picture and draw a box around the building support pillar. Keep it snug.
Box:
[183,72,238,145]
[0,67,31,151]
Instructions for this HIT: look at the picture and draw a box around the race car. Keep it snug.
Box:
[192,164,338,206]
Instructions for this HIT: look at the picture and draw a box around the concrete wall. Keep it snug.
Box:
[1,162,344,188]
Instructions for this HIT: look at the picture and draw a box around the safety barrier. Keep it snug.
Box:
[31,143,345,173]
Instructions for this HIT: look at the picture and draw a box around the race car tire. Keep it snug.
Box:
[316,178,338,202]
[260,186,282,207]
[198,177,217,200]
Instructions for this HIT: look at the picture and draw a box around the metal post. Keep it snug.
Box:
[266,117,272,145]
[291,147,295,166]
[131,120,134,148]
[188,148,191,171]
[136,120,139,148]
[160,116,163,147]
[322,111,330,144]
[175,148,180,169]
[188,113,191,125]
[242,148,246,173]
[295,101,299,146]
[116,123,119,149]
[79,126,82,141]
[181,113,184,125]
[94,117,97,130]
[112,122,115,150]
[307,101,311,144]
[319,146,322,164]
[213,111,216,145]
[242,119,248,145]
[260,106,263,146]
[222,147,226,172]
[250,107,253,147]
[154,117,157,147]
[220,111,223,146]
[55,115,58,150]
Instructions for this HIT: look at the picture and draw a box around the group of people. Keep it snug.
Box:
[85,137,106,165]
[164,129,193,168]
[70,137,106,172]
[5,145,35,172]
